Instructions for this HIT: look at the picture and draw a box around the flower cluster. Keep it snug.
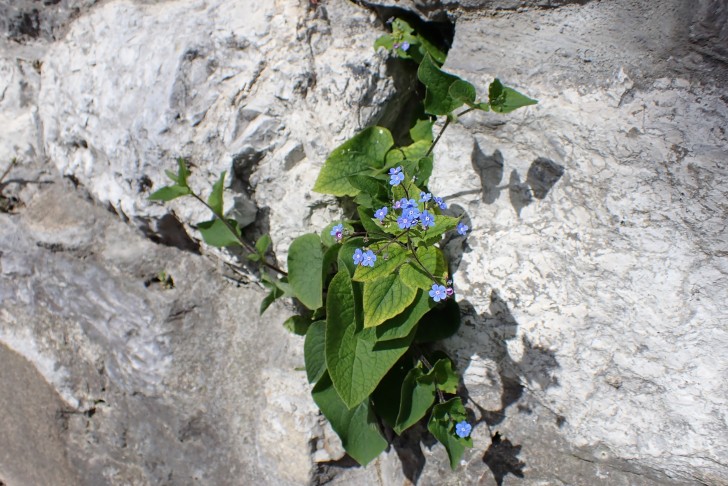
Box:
[353,248,376,268]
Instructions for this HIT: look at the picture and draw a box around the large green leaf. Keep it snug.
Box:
[287,233,323,310]
[353,244,408,283]
[197,218,241,247]
[371,359,411,428]
[410,215,460,246]
[326,271,415,409]
[428,398,473,470]
[363,274,417,328]
[208,171,226,216]
[489,78,538,113]
[449,79,476,106]
[304,320,327,384]
[418,54,465,116]
[372,290,433,342]
[313,127,394,196]
[418,358,459,394]
[394,366,435,435]
[312,373,387,466]
[338,237,365,277]
[410,119,434,143]
[400,246,446,291]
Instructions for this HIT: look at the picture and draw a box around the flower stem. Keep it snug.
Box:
[425,108,476,158]
[191,192,288,276]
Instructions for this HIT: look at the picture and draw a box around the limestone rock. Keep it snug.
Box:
[423,0,728,483]
[38,0,394,263]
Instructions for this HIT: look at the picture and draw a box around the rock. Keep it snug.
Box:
[0,0,98,42]
[423,0,728,483]
[0,179,319,484]
[38,0,395,263]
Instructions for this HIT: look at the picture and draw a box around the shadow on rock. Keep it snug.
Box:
[483,431,525,486]
[470,140,564,217]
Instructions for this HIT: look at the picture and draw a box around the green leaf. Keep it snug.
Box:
[177,158,191,186]
[283,315,311,336]
[260,283,284,315]
[287,233,324,310]
[449,79,476,106]
[363,274,417,328]
[322,242,341,284]
[374,290,434,342]
[197,218,241,247]
[415,156,434,185]
[326,271,415,408]
[372,359,411,428]
[312,373,388,466]
[348,174,386,199]
[313,127,394,196]
[208,171,226,216]
[428,398,473,470]
[304,320,327,383]
[489,78,538,113]
[247,252,261,262]
[415,298,461,343]
[419,358,459,394]
[418,54,465,116]
[410,215,460,246]
[417,34,446,65]
[148,185,191,201]
[400,246,446,291]
[255,234,272,255]
[353,244,408,283]
[392,18,414,34]
[394,366,436,435]
[357,207,388,238]
[374,34,394,51]
[409,119,434,143]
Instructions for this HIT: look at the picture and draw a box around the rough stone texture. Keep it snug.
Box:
[423,0,728,484]
[0,178,323,485]
[38,0,395,261]
[0,0,98,42]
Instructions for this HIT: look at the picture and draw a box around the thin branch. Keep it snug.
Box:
[424,108,476,158]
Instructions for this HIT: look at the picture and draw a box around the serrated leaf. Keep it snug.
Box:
[374,34,394,51]
[428,398,473,470]
[410,119,434,143]
[208,171,226,216]
[418,358,459,394]
[400,246,446,291]
[394,366,436,435]
[353,244,408,283]
[197,218,241,247]
[373,290,434,342]
[304,320,327,383]
[312,373,387,466]
[148,185,191,201]
[287,233,323,310]
[415,298,461,343]
[418,54,465,116]
[449,79,476,106]
[489,78,538,113]
[255,234,272,255]
[326,271,415,409]
[313,127,394,196]
[363,274,417,328]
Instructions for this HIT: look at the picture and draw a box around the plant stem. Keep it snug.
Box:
[0,158,17,186]
[191,192,288,276]
[425,108,476,158]
[417,351,446,403]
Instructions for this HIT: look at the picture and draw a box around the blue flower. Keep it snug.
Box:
[429,284,447,302]
[457,222,469,235]
[420,191,432,203]
[403,206,420,221]
[433,196,447,209]
[330,223,344,241]
[397,214,415,230]
[361,250,377,267]
[401,41,410,51]
[399,198,417,209]
[374,206,388,221]
[455,421,472,438]
[389,167,405,186]
[353,248,364,265]
[420,210,435,228]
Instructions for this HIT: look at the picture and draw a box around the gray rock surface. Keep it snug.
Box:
[425,0,728,484]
